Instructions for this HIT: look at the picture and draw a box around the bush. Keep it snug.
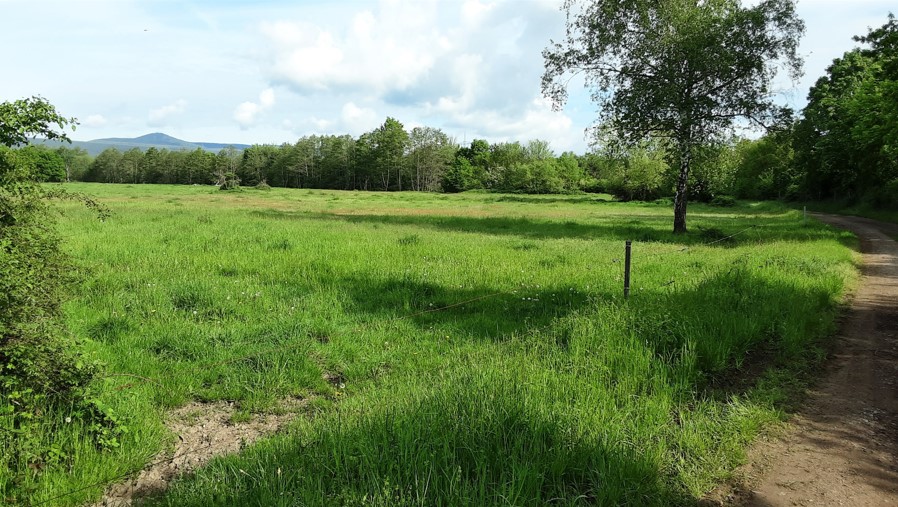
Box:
[864,178,898,210]
[0,155,120,480]
[442,157,483,193]
[218,171,241,191]
[710,195,737,207]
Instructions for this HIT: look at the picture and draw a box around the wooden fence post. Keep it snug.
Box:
[624,240,632,299]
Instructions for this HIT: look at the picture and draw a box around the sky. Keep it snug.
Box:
[1,0,894,153]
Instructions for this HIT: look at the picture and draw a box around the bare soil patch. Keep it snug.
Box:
[93,399,305,507]
[709,214,898,506]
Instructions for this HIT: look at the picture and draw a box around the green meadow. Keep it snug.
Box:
[5,183,856,505]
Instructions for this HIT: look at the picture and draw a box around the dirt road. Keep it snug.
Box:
[744,214,898,506]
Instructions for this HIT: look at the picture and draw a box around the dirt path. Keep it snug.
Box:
[93,400,304,507]
[742,214,898,506]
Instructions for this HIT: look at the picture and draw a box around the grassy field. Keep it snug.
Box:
[3,184,856,506]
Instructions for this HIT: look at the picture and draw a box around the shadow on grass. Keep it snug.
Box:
[152,371,695,507]
[635,265,843,394]
[489,194,615,204]
[339,275,594,339]
[252,209,855,247]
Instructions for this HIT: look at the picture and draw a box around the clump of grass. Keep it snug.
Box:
[269,238,292,251]
[397,234,420,246]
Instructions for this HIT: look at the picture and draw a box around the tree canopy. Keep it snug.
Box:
[794,14,898,203]
[542,0,804,232]
[0,96,76,147]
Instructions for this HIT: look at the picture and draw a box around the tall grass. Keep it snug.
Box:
[2,184,856,505]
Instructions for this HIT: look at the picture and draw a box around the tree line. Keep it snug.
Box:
[0,124,805,204]
[1,118,594,194]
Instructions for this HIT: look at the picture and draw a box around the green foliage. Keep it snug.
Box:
[441,156,483,193]
[709,195,737,207]
[0,157,122,496]
[218,172,241,191]
[794,15,898,203]
[0,99,125,500]
[55,146,92,182]
[543,0,804,232]
[494,159,578,194]
[0,96,76,147]
[0,146,79,395]
[578,145,668,201]
[864,178,898,210]
[686,141,741,202]
[408,127,456,191]
[0,146,67,182]
[732,131,797,200]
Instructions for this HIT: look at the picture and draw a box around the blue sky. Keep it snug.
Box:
[1,0,894,153]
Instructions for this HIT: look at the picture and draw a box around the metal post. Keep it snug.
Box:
[624,240,632,299]
[803,205,807,225]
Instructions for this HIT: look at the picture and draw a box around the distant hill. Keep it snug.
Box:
[32,133,251,156]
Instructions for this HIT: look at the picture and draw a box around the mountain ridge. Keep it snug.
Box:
[32,132,251,156]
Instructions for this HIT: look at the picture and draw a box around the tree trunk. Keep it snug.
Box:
[673,142,692,234]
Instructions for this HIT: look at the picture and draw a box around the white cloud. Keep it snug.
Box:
[254,0,579,147]
[340,102,378,134]
[440,97,582,152]
[461,0,495,26]
[148,99,188,127]
[82,114,108,127]
[309,116,334,131]
[259,88,275,108]
[233,88,276,129]
[260,2,444,95]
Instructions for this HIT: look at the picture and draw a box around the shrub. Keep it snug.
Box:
[864,178,898,210]
[441,157,482,192]
[219,171,241,191]
[0,153,120,480]
[710,195,737,207]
